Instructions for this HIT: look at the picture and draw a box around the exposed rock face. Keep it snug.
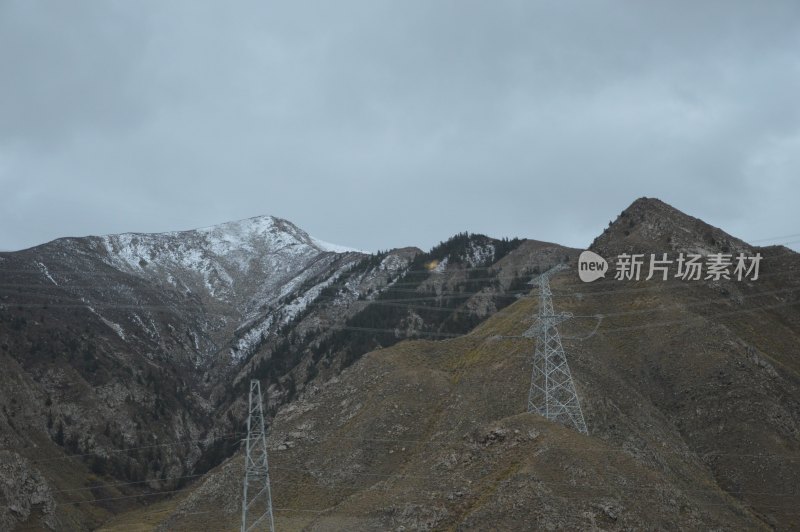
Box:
[0,216,374,528]
[0,451,57,531]
[1,216,570,529]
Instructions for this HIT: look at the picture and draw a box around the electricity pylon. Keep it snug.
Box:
[241,380,275,532]
[523,264,588,434]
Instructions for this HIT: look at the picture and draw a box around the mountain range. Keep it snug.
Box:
[1,198,798,531]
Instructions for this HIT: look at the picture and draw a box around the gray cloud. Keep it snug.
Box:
[1,0,799,252]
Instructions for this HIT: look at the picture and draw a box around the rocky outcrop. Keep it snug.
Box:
[0,451,58,530]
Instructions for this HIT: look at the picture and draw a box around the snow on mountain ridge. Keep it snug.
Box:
[97,215,359,275]
[12,214,371,369]
[229,259,357,363]
[310,236,366,254]
[83,215,371,363]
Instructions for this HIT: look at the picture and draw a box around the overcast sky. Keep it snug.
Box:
[2,1,799,253]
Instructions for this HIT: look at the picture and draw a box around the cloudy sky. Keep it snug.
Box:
[2,1,799,253]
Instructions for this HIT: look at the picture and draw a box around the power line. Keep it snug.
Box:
[2,252,797,305]
[2,285,794,350]
[329,298,800,342]
[1,267,797,321]
[749,233,800,243]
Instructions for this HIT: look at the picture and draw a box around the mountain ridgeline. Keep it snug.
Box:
[1,199,798,531]
[0,216,575,530]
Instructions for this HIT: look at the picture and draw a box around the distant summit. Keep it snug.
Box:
[590,197,752,257]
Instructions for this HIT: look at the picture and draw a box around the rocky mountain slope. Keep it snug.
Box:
[0,215,574,530]
[98,198,800,531]
[0,215,371,529]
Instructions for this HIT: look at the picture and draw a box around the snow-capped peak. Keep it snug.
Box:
[91,214,367,312]
[189,215,361,255]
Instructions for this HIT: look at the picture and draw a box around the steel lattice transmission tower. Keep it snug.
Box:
[523,264,588,434]
[241,380,275,532]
